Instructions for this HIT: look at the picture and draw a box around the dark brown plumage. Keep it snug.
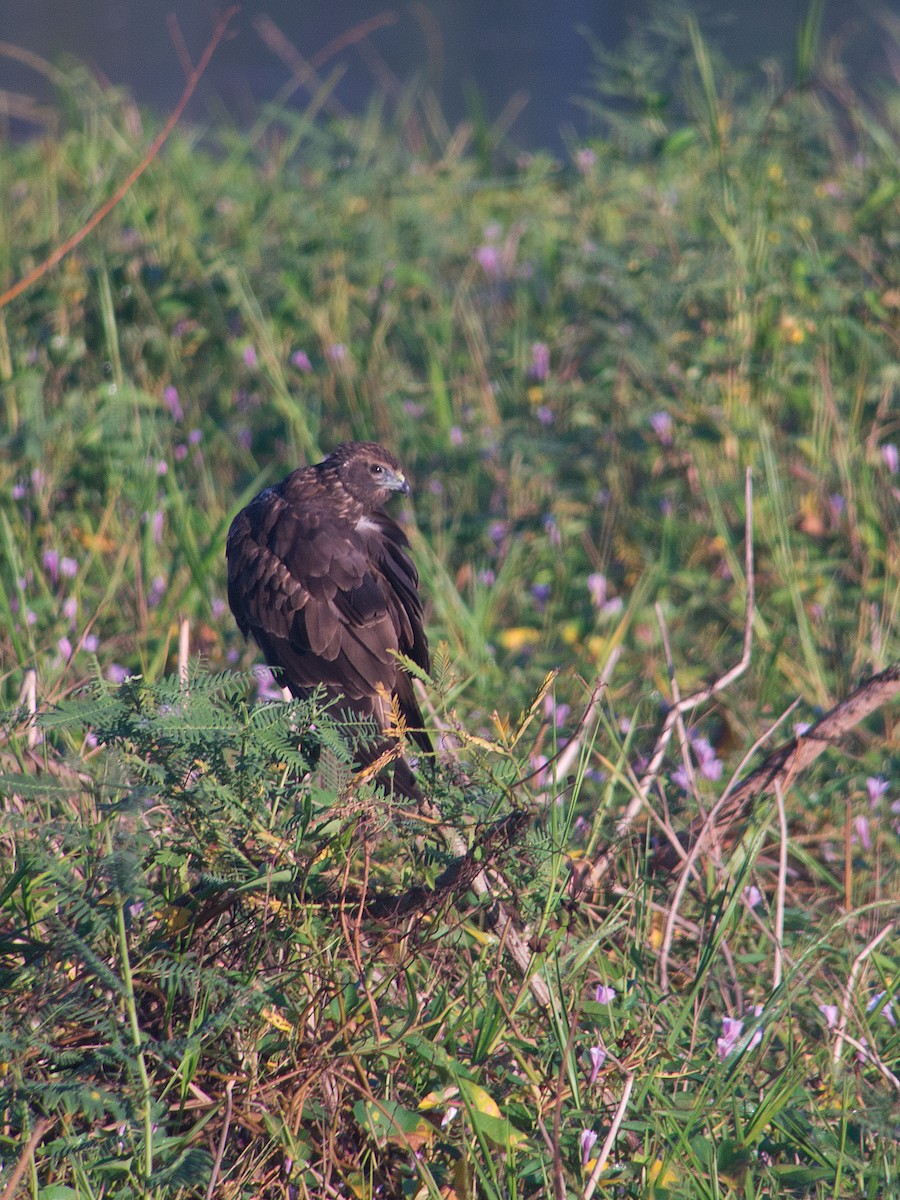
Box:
[226,441,431,797]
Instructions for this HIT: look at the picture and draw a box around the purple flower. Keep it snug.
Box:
[575,147,596,174]
[531,583,551,611]
[188,428,202,445]
[580,1129,599,1167]
[829,494,845,517]
[43,550,60,583]
[594,984,616,1005]
[716,1017,744,1059]
[544,694,571,727]
[60,557,77,579]
[587,573,608,608]
[587,1044,606,1085]
[63,597,78,624]
[717,1009,763,1058]
[819,1003,839,1029]
[84,634,99,653]
[107,664,131,684]
[543,515,561,548]
[291,349,312,372]
[57,636,72,659]
[242,344,258,369]
[174,444,187,461]
[650,411,674,446]
[672,763,690,791]
[403,401,426,418]
[488,521,507,546]
[693,736,723,781]
[449,426,464,447]
[255,667,286,702]
[156,460,168,477]
[854,815,872,851]
[867,992,897,1028]
[326,343,348,366]
[148,576,166,608]
[530,753,549,789]
[867,776,889,807]
[881,444,899,474]
[151,510,164,545]
[743,885,763,909]
[163,386,184,420]
[476,569,495,587]
[12,482,26,500]
[476,244,501,277]
[211,597,227,619]
[528,342,550,382]
[536,405,554,426]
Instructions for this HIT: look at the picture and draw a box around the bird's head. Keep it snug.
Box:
[327,441,411,508]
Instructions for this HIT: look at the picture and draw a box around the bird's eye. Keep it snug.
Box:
[370,464,384,475]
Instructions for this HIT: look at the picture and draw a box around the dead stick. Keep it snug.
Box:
[0,8,239,312]
[0,1118,54,1200]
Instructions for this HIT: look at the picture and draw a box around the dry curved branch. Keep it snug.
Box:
[652,662,900,874]
[0,9,238,312]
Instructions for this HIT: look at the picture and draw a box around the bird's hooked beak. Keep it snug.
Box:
[387,471,410,497]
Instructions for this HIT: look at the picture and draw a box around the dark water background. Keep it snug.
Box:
[1,1,896,149]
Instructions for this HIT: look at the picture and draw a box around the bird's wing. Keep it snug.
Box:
[226,490,427,749]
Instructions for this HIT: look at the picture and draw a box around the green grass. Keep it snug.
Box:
[1,10,899,1198]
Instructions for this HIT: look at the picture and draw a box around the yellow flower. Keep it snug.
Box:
[499,627,541,651]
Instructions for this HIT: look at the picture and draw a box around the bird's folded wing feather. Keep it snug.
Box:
[227,491,425,708]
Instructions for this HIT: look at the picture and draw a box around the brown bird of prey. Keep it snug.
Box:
[226,441,431,799]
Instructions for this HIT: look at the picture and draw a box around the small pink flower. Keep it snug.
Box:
[575,147,596,174]
[594,984,616,1005]
[881,444,899,474]
[866,776,889,807]
[717,1017,744,1059]
[650,411,674,445]
[867,992,897,1028]
[819,1004,839,1029]
[163,386,183,420]
[43,550,59,582]
[107,664,130,684]
[743,885,763,909]
[476,244,501,276]
[854,815,872,851]
[148,576,166,608]
[580,1129,599,1167]
[60,557,77,578]
[291,349,312,372]
[587,572,608,608]
[528,342,550,382]
[587,1044,606,1085]
[57,636,72,659]
[242,344,258,368]
[326,343,348,365]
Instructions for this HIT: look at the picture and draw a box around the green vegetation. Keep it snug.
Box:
[1,11,899,1198]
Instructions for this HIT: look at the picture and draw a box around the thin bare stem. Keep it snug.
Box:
[583,1071,636,1200]
[205,1080,234,1200]
[833,920,896,1069]
[773,780,788,990]
[0,9,238,312]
